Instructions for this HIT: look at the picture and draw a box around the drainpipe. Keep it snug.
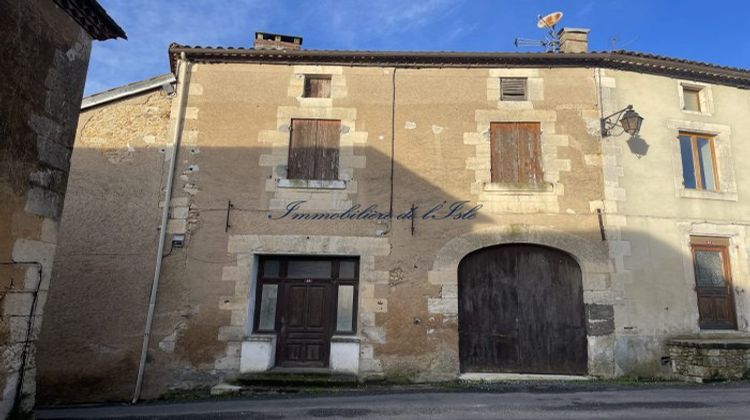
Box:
[0,260,43,413]
[132,52,190,404]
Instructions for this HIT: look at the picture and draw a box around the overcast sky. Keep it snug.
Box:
[86,0,750,95]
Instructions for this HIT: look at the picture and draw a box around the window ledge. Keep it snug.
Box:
[679,188,737,202]
[331,335,360,343]
[247,333,276,342]
[496,100,532,108]
[297,97,333,107]
[277,179,346,190]
[483,182,555,195]
[681,109,712,117]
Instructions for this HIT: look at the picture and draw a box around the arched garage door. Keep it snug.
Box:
[458,244,587,374]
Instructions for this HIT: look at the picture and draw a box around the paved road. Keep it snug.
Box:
[37,384,750,419]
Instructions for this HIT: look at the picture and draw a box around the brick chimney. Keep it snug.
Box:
[558,28,590,53]
[253,32,302,50]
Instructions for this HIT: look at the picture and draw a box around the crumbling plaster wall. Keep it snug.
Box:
[36,90,171,404]
[0,0,93,414]
[147,63,611,388]
[38,62,614,403]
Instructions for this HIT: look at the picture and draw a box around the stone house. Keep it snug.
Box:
[36,29,750,403]
[0,0,124,415]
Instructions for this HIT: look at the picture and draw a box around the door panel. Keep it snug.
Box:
[459,244,587,374]
[692,243,737,330]
[278,283,331,367]
[258,256,359,369]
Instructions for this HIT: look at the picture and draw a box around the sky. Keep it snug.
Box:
[86,0,750,95]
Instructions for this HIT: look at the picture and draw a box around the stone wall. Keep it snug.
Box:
[0,0,93,415]
[669,339,750,382]
[39,61,615,403]
[36,89,171,404]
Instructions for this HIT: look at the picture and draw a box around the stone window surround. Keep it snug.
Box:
[667,119,737,201]
[258,65,368,211]
[466,116,568,196]
[277,179,346,190]
[677,223,749,333]
[677,80,714,116]
[487,69,544,105]
[220,234,391,376]
[427,225,616,377]
[464,69,571,214]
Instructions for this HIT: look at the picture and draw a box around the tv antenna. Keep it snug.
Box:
[514,11,564,52]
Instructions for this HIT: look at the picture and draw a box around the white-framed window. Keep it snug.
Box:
[668,120,736,201]
[678,81,713,115]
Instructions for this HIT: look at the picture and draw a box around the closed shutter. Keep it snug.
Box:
[288,119,318,180]
[490,122,543,184]
[288,119,340,180]
[304,76,332,98]
[500,78,527,101]
[315,120,340,180]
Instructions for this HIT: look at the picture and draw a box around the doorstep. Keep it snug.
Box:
[235,370,359,388]
[459,373,591,382]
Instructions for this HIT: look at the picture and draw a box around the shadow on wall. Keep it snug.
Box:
[35,133,702,403]
[626,134,650,158]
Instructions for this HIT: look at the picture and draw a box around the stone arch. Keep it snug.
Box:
[457,243,587,374]
[426,224,615,377]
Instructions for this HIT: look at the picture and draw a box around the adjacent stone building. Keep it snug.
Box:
[0,0,124,415]
[37,29,750,403]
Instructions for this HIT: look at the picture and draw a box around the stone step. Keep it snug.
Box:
[233,371,359,388]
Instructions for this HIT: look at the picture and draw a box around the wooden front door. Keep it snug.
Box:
[277,281,332,367]
[691,237,737,330]
[458,244,587,374]
[254,257,359,368]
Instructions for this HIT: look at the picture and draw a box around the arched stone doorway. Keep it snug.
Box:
[458,244,587,374]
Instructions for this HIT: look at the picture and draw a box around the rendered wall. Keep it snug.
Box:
[36,89,171,404]
[600,69,750,376]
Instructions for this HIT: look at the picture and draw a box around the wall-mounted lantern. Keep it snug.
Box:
[601,105,644,137]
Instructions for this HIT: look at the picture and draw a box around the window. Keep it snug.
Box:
[490,122,543,184]
[303,75,331,98]
[500,78,527,101]
[682,86,701,112]
[254,257,359,335]
[690,236,736,330]
[288,119,340,180]
[678,132,718,191]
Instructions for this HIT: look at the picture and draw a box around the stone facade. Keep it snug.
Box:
[0,0,122,415]
[35,89,171,405]
[35,38,750,404]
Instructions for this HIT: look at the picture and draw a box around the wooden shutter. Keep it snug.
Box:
[500,78,527,101]
[288,119,340,180]
[315,120,340,180]
[490,122,543,184]
[288,119,317,180]
[304,76,331,98]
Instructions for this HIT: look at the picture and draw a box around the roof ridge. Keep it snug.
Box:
[165,45,750,88]
[82,73,175,109]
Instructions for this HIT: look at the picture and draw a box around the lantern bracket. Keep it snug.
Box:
[601,104,643,137]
